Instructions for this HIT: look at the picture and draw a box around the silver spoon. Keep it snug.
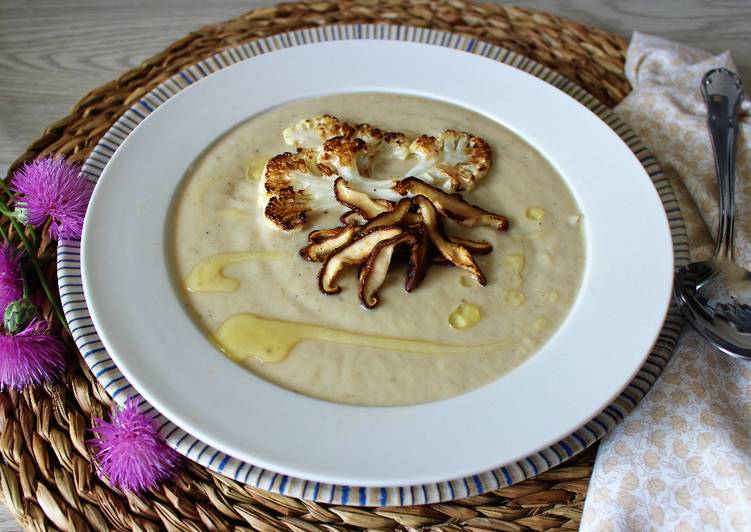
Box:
[674,67,750,359]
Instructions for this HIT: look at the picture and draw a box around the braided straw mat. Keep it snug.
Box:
[1,1,641,530]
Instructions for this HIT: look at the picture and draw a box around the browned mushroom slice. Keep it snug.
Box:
[334,178,394,220]
[426,234,491,265]
[413,195,487,285]
[405,227,430,292]
[361,197,412,232]
[340,210,367,226]
[339,198,412,229]
[318,226,403,294]
[359,232,417,309]
[403,212,423,226]
[393,177,508,231]
[447,235,493,255]
[308,227,345,244]
[300,226,358,262]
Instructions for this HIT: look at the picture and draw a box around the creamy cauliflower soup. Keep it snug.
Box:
[170,92,585,406]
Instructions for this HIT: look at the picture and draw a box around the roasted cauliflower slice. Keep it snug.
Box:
[282,115,354,149]
[318,135,404,201]
[406,130,492,192]
[381,132,411,160]
[318,136,369,181]
[282,116,413,201]
[258,152,341,232]
[353,124,410,164]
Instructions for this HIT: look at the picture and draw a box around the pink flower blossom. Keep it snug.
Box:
[0,319,65,389]
[0,243,23,312]
[11,156,94,240]
[90,397,180,492]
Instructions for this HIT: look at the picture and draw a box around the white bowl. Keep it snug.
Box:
[81,40,673,487]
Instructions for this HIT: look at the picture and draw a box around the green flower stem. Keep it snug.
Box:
[0,203,68,331]
[0,180,37,247]
[0,177,11,198]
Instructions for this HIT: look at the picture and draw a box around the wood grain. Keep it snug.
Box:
[0,1,748,530]
[0,0,751,177]
[1,0,750,179]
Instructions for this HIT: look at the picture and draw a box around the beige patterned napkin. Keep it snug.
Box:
[580,33,751,531]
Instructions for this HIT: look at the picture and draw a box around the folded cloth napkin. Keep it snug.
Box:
[580,33,751,531]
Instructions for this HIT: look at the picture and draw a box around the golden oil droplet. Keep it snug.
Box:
[502,254,525,274]
[526,206,545,221]
[246,154,270,181]
[448,303,481,330]
[459,275,475,287]
[532,317,549,332]
[505,289,525,307]
[547,290,560,303]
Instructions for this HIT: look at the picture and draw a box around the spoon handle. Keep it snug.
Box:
[702,68,744,260]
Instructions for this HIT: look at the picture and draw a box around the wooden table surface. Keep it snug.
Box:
[0,0,749,529]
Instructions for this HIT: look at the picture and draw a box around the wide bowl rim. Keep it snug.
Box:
[81,39,673,487]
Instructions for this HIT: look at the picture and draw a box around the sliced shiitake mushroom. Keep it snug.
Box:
[361,197,412,232]
[340,210,367,226]
[430,256,452,266]
[358,232,417,309]
[318,225,403,294]
[447,235,493,255]
[334,177,394,219]
[405,226,430,292]
[393,177,508,231]
[429,240,492,264]
[300,226,358,262]
[308,227,345,244]
[413,195,487,285]
[402,212,423,226]
[302,200,414,263]
[428,235,492,266]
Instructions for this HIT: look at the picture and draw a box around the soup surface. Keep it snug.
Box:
[171,92,585,406]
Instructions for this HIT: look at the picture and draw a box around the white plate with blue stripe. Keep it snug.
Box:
[64,25,683,504]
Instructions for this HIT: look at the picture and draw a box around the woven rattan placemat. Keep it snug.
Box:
[1,1,636,529]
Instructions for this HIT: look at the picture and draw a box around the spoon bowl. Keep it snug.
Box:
[675,257,751,358]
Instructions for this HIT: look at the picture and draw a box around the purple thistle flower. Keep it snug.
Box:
[11,156,94,240]
[90,397,180,492]
[0,243,23,312]
[0,319,65,390]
